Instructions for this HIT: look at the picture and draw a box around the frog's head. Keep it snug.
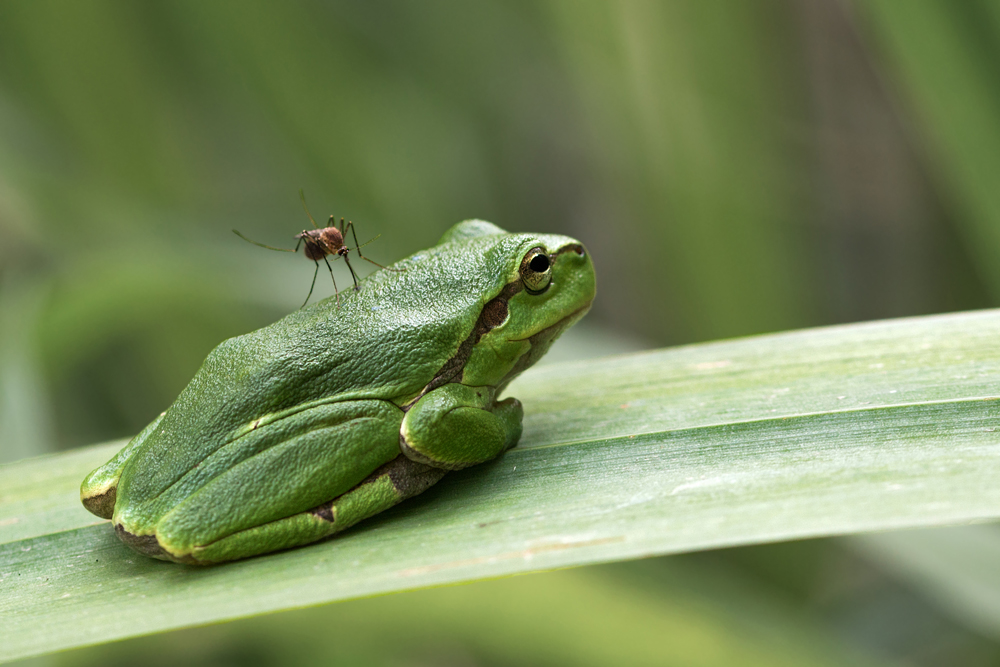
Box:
[444,220,596,390]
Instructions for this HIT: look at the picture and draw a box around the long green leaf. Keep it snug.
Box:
[3,309,1000,661]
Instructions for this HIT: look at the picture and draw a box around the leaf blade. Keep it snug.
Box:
[2,309,1000,661]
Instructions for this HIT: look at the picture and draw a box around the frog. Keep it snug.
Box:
[80,219,596,564]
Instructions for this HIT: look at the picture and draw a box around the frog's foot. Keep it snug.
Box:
[114,524,198,564]
[400,383,523,470]
[163,455,448,565]
[81,486,117,520]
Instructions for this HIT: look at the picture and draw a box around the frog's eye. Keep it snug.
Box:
[520,247,552,294]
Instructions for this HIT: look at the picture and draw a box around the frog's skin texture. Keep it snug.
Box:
[80,220,596,564]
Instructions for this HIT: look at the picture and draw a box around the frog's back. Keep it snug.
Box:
[222,228,530,410]
[111,226,528,532]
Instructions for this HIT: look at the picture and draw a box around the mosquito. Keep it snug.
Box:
[234,191,398,308]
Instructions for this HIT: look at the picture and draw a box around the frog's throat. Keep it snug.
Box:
[494,301,592,395]
[402,280,523,411]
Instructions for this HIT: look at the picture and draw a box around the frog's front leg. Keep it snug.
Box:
[400,383,523,470]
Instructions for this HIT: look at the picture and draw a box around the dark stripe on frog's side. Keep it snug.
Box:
[310,454,447,523]
[402,280,523,411]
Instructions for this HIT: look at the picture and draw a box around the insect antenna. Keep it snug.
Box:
[299,189,321,230]
[232,229,297,252]
[353,233,381,249]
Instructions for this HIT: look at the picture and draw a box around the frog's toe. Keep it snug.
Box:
[80,411,168,520]
[114,524,198,564]
[81,484,117,520]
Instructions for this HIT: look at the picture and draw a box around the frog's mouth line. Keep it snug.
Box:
[508,301,593,343]
[493,301,594,395]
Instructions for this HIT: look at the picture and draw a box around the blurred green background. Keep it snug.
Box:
[4,0,1000,665]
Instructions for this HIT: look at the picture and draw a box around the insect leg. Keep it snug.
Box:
[301,261,320,309]
[342,255,362,291]
[343,220,401,272]
[322,255,341,306]
[344,219,362,250]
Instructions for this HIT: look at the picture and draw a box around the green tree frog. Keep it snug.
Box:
[80,220,596,564]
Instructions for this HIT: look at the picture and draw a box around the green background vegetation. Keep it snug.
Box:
[3,1,1000,665]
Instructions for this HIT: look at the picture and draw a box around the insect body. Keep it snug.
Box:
[234,193,395,307]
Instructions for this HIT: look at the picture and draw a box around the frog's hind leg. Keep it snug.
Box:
[189,456,447,564]
[81,411,166,519]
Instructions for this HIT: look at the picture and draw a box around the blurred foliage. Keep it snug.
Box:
[858,0,1000,293]
[0,0,992,455]
[2,0,1000,665]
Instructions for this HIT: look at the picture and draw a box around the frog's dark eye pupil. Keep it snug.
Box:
[529,255,550,273]
[520,247,552,294]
